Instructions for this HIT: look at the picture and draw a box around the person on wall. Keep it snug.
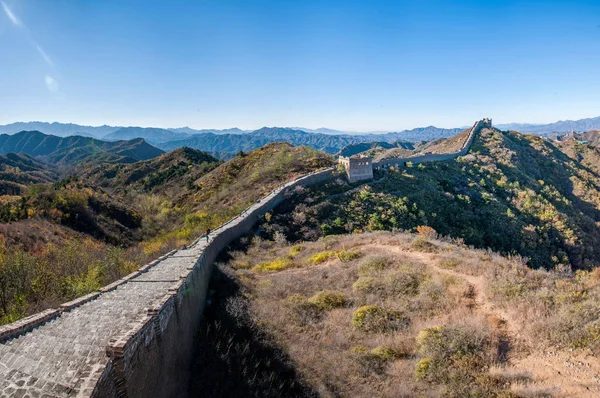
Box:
[205,228,211,242]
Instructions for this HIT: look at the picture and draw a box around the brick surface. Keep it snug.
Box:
[0,243,207,397]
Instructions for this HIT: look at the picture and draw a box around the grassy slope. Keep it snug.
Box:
[193,231,600,397]
[265,127,600,270]
[78,147,222,195]
[174,143,335,228]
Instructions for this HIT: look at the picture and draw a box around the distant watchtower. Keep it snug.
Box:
[481,118,492,128]
[339,156,373,183]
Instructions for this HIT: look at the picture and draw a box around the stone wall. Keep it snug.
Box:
[373,119,488,168]
[91,167,336,398]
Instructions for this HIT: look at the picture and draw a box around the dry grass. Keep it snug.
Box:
[205,230,600,396]
[217,232,522,397]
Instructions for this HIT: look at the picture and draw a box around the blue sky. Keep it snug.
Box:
[1,0,599,131]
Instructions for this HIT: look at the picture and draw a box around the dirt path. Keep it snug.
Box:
[377,245,600,397]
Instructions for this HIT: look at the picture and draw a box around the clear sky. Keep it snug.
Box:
[1,0,599,131]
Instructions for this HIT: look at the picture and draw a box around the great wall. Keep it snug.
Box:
[0,119,491,397]
[339,118,491,182]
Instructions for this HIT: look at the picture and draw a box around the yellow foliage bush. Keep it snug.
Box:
[308,251,336,265]
[253,257,293,271]
[308,290,346,310]
[414,357,433,380]
[351,305,409,333]
[336,250,361,263]
[370,345,404,361]
[289,245,305,257]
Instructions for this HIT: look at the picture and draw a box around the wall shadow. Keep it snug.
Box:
[187,259,318,398]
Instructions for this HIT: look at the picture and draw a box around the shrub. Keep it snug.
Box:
[351,305,409,333]
[308,290,346,310]
[371,345,404,361]
[232,260,252,270]
[352,276,376,292]
[416,225,437,239]
[415,324,492,386]
[412,238,439,253]
[308,251,336,265]
[289,245,305,257]
[337,250,361,263]
[253,258,293,271]
[414,357,433,380]
[439,258,461,269]
[385,270,423,296]
[358,255,390,276]
[285,294,322,324]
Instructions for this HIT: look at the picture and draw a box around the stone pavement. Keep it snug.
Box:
[0,240,208,398]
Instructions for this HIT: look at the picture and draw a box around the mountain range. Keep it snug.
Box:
[3,115,600,145]
[3,116,600,161]
[0,131,164,165]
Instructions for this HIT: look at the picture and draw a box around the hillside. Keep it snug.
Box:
[0,153,58,190]
[555,130,600,147]
[340,142,414,158]
[192,231,600,397]
[0,131,164,165]
[0,142,335,326]
[263,126,600,270]
[173,143,335,228]
[78,147,222,194]
[0,177,142,245]
[158,128,363,155]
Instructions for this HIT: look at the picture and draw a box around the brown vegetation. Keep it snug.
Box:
[194,231,600,397]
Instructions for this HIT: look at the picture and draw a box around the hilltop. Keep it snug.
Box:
[0,131,164,165]
[175,143,335,226]
[193,231,600,397]
[78,147,222,195]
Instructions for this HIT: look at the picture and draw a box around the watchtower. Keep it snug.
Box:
[338,156,373,183]
[481,118,492,127]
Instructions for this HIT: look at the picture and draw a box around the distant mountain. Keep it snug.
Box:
[385,126,464,142]
[0,131,164,165]
[293,127,351,135]
[157,127,372,154]
[553,130,600,146]
[497,116,600,135]
[170,127,249,135]
[103,127,190,144]
[0,122,119,138]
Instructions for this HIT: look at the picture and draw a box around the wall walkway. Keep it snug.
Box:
[373,119,487,168]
